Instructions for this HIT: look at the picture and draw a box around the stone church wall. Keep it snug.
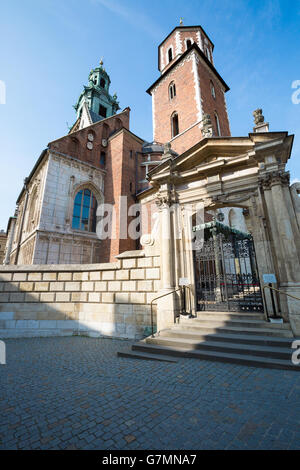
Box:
[0,251,160,340]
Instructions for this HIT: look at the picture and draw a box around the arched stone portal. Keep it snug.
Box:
[139,130,300,335]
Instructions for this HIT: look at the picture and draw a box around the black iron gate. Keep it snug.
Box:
[194,226,263,312]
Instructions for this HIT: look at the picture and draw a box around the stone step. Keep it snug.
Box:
[145,336,292,360]
[180,317,291,329]
[131,343,300,371]
[195,311,265,321]
[172,323,294,338]
[117,350,178,363]
[161,329,293,348]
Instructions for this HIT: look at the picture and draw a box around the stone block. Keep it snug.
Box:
[153,256,160,267]
[43,272,57,281]
[64,282,80,291]
[0,293,10,303]
[28,273,42,281]
[71,292,88,302]
[137,257,153,268]
[34,282,49,292]
[57,272,72,281]
[130,269,145,280]
[108,281,121,291]
[122,281,136,292]
[102,271,115,280]
[19,282,34,292]
[82,282,94,292]
[88,292,101,302]
[116,270,130,280]
[73,272,89,281]
[13,273,27,282]
[40,293,55,302]
[24,293,40,302]
[90,271,101,281]
[4,282,19,292]
[0,312,14,320]
[49,282,65,292]
[0,273,12,282]
[39,320,57,329]
[122,258,136,269]
[101,293,114,303]
[146,268,160,280]
[115,292,129,303]
[130,292,146,304]
[137,280,153,291]
[9,293,25,302]
[94,281,107,291]
[56,293,71,302]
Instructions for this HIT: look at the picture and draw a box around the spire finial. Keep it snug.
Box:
[100,57,103,66]
[180,17,183,25]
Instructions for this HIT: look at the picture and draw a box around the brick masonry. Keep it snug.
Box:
[0,251,160,340]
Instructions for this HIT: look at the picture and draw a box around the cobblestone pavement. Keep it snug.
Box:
[0,337,300,450]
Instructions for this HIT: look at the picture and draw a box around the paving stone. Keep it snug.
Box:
[0,337,299,450]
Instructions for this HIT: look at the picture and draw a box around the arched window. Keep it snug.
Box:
[168,48,173,63]
[102,123,110,140]
[72,189,98,232]
[171,112,179,138]
[205,47,210,60]
[100,151,106,166]
[100,78,106,88]
[169,82,176,100]
[186,39,192,49]
[71,137,79,156]
[215,112,221,136]
[210,81,216,99]
[114,118,122,132]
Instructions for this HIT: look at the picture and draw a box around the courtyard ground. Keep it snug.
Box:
[0,336,299,450]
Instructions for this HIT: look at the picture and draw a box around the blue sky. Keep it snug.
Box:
[0,0,299,230]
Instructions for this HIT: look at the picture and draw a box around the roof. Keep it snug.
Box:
[147,42,230,95]
[89,109,104,123]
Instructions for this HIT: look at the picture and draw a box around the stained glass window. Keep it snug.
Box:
[72,189,98,232]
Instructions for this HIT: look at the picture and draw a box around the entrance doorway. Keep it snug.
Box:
[193,221,263,312]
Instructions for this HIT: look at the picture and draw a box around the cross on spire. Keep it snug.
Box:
[180,17,183,25]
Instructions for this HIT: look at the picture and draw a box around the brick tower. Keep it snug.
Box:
[147,25,231,154]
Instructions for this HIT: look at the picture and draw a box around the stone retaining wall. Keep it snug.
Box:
[0,251,160,339]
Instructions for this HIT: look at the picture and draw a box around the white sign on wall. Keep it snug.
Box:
[263,274,277,284]
[179,278,189,286]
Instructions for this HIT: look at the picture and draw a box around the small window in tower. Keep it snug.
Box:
[211,82,216,99]
[130,150,133,159]
[94,77,97,85]
[100,78,106,88]
[100,151,106,166]
[130,182,133,192]
[215,112,221,136]
[186,39,192,49]
[171,112,179,138]
[169,82,176,100]
[99,105,107,118]
[205,47,210,60]
[168,48,173,63]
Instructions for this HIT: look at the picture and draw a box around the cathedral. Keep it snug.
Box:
[1,24,300,355]
[4,24,245,266]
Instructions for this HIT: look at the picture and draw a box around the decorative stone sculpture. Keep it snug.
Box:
[253,108,265,126]
[202,113,213,138]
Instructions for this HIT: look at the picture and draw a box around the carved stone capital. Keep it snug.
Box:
[259,170,290,189]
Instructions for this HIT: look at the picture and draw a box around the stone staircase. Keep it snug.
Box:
[118,311,300,371]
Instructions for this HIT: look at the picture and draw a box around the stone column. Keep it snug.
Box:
[260,171,300,332]
[156,194,177,332]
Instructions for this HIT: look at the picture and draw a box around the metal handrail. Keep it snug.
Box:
[150,286,192,338]
[263,285,300,320]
